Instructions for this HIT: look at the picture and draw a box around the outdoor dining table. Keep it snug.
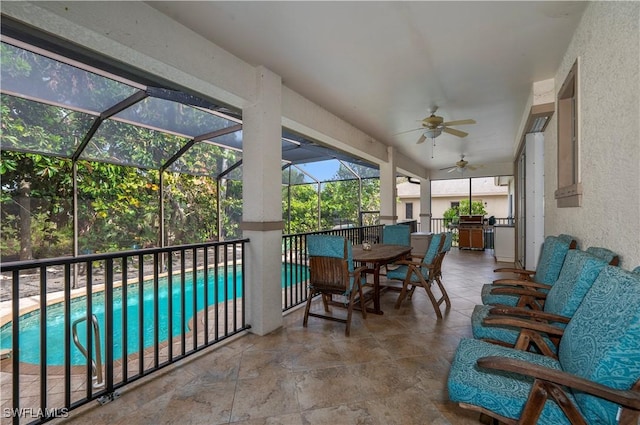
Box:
[352,243,412,315]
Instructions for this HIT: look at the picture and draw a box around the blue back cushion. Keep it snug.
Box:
[442,232,453,253]
[424,233,443,265]
[307,234,353,272]
[383,224,411,246]
[559,265,640,424]
[533,236,571,284]
[544,250,607,318]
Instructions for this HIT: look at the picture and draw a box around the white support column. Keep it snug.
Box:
[242,66,283,336]
[419,177,432,232]
[525,132,545,269]
[379,146,397,225]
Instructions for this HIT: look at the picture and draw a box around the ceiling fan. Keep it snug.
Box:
[405,107,476,144]
[439,155,479,173]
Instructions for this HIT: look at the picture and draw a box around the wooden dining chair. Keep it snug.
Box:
[303,234,368,336]
[386,232,450,318]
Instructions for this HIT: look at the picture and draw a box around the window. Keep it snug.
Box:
[406,202,413,219]
[555,58,582,207]
[451,201,460,209]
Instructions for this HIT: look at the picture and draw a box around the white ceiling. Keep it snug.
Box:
[147,1,587,174]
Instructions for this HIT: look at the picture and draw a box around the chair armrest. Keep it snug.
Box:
[477,356,640,410]
[351,265,369,277]
[482,316,566,337]
[487,306,571,324]
[494,267,536,277]
[395,259,435,270]
[492,278,552,290]
[489,287,549,300]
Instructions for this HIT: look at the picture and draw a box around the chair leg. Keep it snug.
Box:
[394,275,413,309]
[345,287,357,336]
[434,276,451,310]
[303,289,315,327]
[423,281,444,319]
[322,294,330,312]
[357,280,367,319]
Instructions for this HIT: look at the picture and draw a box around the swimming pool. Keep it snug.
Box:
[0,263,308,366]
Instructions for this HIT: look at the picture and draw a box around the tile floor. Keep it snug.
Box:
[51,248,509,425]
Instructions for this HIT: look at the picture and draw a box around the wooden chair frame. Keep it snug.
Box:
[303,239,368,336]
[393,236,450,317]
[459,357,640,425]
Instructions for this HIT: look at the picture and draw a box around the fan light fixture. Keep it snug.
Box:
[423,128,442,139]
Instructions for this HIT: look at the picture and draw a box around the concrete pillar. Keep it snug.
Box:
[419,177,432,232]
[241,66,283,335]
[525,132,545,269]
[379,146,397,224]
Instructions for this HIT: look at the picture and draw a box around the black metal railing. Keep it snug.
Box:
[281,224,384,311]
[428,217,513,248]
[0,239,249,424]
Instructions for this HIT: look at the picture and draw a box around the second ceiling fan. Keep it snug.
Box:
[413,107,476,144]
[440,155,480,173]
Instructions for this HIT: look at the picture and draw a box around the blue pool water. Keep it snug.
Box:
[0,264,308,366]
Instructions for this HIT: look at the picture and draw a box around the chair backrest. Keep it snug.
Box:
[558,265,640,424]
[441,232,453,253]
[423,233,444,265]
[586,246,620,266]
[382,224,411,246]
[307,234,354,292]
[433,232,453,277]
[543,249,608,318]
[532,235,571,285]
[307,234,353,268]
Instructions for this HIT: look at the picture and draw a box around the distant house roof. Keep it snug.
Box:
[397,177,509,198]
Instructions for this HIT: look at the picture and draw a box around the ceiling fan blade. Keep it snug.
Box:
[467,165,478,171]
[394,127,423,136]
[442,119,476,126]
[447,167,458,173]
[442,127,468,138]
[417,134,427,144]
[439,165,456,171]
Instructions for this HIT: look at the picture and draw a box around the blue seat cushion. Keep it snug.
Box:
[448,338,571,425]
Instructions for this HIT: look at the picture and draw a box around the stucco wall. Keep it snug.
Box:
[544,1,640,267]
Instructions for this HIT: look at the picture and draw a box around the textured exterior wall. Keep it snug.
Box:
[544,1,640,267]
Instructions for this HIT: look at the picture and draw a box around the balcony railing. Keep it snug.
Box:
[281,224,385,312]
[0,240,249,424]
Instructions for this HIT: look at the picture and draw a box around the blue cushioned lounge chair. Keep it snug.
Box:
[471,249,608,357]
[481,235,573,307]
[448,265,640,425]
[303,235,368,336]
